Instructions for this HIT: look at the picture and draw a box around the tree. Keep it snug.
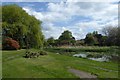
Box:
[2,4,44,49]
[47,37,55,47]
[93,31,103,46]
[100,36,108,46]
[85,33,98,46]
[84,31,109,46]
[117,27,120,46]
[102,26,118,46]
[58,30,76,46]
[76,39,85,46]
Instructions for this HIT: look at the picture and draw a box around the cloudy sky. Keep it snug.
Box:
[2,0,118,40]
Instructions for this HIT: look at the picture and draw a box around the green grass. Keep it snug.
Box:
[0,50,2,79]
[2,49,119,78]
[44,46,111,53]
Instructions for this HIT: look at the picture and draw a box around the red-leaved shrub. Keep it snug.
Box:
[3,38,20,50]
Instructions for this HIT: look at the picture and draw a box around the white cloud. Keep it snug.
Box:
[66,0,119,2]
[23,7,44,20]
[2,0,61,2]
[2,0,119,2]
[42,23,66,39]
[22,2,118,40]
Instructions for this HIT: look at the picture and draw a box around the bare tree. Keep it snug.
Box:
[102,26,118,46]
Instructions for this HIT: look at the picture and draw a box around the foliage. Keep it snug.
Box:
[2,4,44,49]
[47,37,55,47]
[102,26,119,46]
[84,31,110,46]
[75,39,85,46]
[43,40,48,47]
[117,27,120,46]
[2,37,20,50]
[39,50,47,55]
[58,30,76,46]
[85,31,98,46]
[24,50,47,58]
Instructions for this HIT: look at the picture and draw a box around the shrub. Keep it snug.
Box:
[2,37,20,50]
[24,50,47,58]
[24,51,39,58]
[39,50,47,55]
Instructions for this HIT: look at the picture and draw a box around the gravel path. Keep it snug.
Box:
[68,68,98,79]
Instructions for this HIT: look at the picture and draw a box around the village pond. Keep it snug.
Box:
[45,47,119,62]
[61,52,119,62]
[73,53,111,62]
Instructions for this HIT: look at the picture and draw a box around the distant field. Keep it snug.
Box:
[2,48,118,78]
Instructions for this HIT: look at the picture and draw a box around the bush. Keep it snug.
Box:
[24,51,39,58]
[2,37,20,50]
[24,50,47,58]
[39,50,47,55]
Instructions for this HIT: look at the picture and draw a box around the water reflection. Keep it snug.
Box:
[73,53,110,62]
[73,53,87,58]
[88,56,109,62]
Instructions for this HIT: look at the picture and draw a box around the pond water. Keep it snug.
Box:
[73,53,110,62]
[73,53,87,58]
[88,56,109,62]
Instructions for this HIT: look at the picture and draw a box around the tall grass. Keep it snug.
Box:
[44,46,111,53]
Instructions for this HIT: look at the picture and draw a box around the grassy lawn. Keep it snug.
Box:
[2,48,119,78]
[0,50,2,79]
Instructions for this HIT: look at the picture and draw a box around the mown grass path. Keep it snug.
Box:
[68,68,97,78]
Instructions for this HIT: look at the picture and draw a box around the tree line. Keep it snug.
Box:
[2,4,119,50]
[45,26,120,47]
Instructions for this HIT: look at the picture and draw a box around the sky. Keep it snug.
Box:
[2,0,119,40]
